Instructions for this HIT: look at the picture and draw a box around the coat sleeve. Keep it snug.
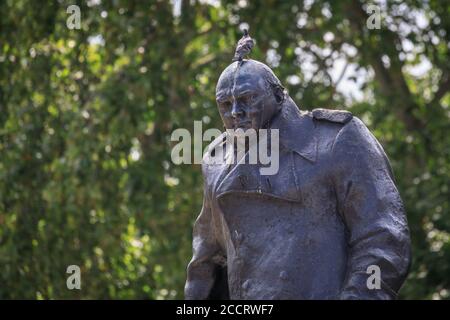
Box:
[184,174,227,300]
[331,117,411,300]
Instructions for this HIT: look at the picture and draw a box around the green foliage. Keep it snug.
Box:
[0,0,449,299]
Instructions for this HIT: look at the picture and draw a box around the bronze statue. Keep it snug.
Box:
[185,31,411,300]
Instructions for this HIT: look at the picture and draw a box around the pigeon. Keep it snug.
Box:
[232,29,255,62]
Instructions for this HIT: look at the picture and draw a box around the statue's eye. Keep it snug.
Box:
[244,94,255,104]
[220,101,231,108]
[238,95,253,105]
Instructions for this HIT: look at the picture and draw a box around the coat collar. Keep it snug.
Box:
[211,97,317,164]
[211,98,317,200]
[269,97,317,163]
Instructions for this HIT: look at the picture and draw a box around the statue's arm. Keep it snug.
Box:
[184,181,225,300]
[331,117,411,300]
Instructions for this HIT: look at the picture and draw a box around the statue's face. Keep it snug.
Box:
[216,62,281,131]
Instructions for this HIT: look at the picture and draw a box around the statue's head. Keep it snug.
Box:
[216,32,285,131]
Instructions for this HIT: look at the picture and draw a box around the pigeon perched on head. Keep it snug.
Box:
[232,29,255,62]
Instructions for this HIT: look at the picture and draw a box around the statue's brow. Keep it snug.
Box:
[234,89,253,96]
[216,91,230,101]
[216,87,254,101]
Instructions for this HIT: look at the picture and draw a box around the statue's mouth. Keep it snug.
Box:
[234,120,251,129]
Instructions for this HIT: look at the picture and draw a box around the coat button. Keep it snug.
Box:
[279,271,288,280]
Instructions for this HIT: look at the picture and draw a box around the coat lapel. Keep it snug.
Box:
[214,100,317,201]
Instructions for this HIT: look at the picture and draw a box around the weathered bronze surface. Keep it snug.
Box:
[185,32,411,300]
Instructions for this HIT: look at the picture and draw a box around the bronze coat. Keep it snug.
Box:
[185,99,411,300]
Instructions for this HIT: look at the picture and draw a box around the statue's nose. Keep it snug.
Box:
[231,103,244,118]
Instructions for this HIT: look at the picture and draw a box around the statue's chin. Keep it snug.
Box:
[233,121,253,131]
[235,127,255,135]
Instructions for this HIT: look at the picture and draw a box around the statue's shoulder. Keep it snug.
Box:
[312,108,353,124]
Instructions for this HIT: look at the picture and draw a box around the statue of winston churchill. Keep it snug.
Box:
[184,31,411,300]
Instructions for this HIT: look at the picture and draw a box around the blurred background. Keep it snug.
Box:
[0,0,449,299]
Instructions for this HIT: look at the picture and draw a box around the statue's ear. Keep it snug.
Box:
[273,86,285,104]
